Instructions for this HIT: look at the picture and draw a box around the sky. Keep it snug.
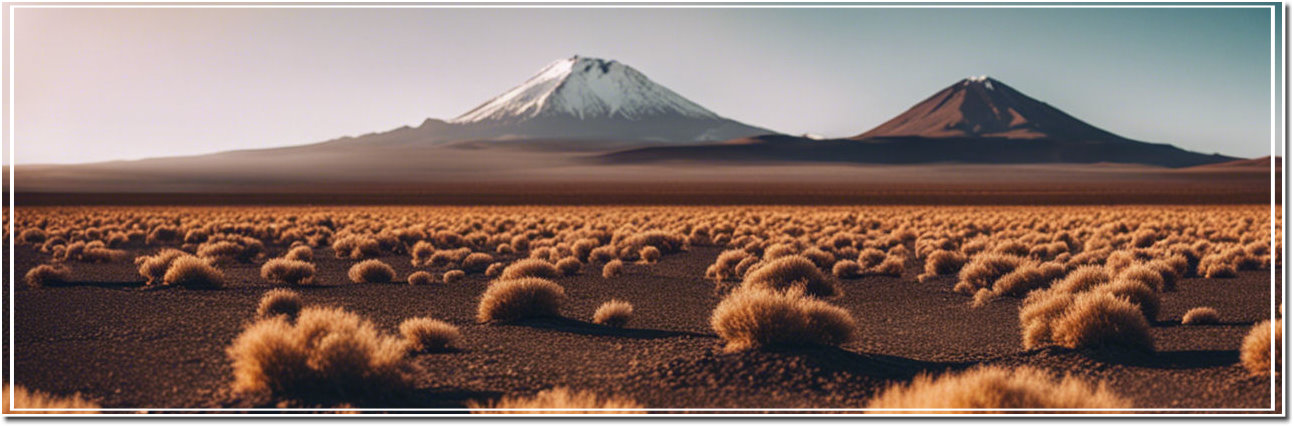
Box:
[9,5,1278,164]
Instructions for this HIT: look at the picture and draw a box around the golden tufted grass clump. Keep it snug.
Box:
[260,258,316,286]
[710,287,856,352]
[1181,307,1221,325]
[498,259,561,280]
[256,288,303,320]
[399,317,460,353]
[24,264,71,287]
[468,387,646,414]
[740,255,838,298]
[477,278,566,323]
[593,299,634,328]
[225,306,419,404]
[348,259,396,284]
[866,365,1131,413]
[2,385,101,414]
[1241,319,1282,377]
[163,255,225,289]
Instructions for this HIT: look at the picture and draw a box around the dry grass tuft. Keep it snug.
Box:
[556,257,582,276]
[866,365,1130,413]
[163,256,225,289]
[593,300,634,328]
[485,262,505,278]
[498,259,561,280]
[2,385,101,414]
[468,387,646,414]
[226,306,418,403]
[477,278,566,323]
[461,252,495,273]
[260,258,316,286]
[24,264,70,287]
[443,269,466,284]
[136,249,189,285]
[348,259,396,284]
[602,259,624,278]
[1050,291,1154,352]
[1241,319,1282,376]
[407,271,435,286]
[710,287,855,352]
[284,245,313,262]
[257,288,303,320]
[741,255,837,298]
[1181,307,1221,325]
[399,317,460,353]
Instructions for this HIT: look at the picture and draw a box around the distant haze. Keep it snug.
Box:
[10,6,1277,164]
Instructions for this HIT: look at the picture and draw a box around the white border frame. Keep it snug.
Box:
[1,0,1286,416]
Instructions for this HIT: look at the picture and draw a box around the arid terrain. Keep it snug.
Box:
[2,204,1282,414]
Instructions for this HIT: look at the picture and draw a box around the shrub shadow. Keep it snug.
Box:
[509,316,712,339]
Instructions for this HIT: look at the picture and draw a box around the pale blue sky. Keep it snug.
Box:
[11,5,1278,164]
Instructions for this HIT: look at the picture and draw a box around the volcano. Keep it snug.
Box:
[853,76,1132,142]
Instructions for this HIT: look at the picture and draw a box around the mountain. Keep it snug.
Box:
[853,76,1131,141]
[340,56,772,148]
[601,76,1235,168]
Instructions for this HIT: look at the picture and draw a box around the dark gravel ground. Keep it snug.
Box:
[4,242,1283,413]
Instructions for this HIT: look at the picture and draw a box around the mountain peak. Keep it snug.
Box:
[450,56,721,124]
[854,77,1128,142]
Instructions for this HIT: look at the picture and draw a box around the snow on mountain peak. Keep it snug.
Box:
[451,56,721,123]
[964,75,994,90]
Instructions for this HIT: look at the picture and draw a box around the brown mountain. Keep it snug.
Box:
[854,76,1131,142]
[601,77,1235,168]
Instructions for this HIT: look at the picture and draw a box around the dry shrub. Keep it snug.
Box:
[1198,255,1238,278]
[18,228,47,245]
[857,248,887,268]
[954,254,1025,294]
[468,387,646,414]
[260,258,316,286]
[226,306,418,403]
[1241,319,1282,376]
[991,262,1065,298]
[741,255,837,298]
[285,245,313,262]
[257,288,303,320]
[499,259,561,280]
[485,262,505,278]
[1091,279,1159,321]
[163,256,225,289]
[407,271,435,286]
[639,246,662,264]
[869,255,906,277]
[2,385,101,414]
[348,259,396,284]
[477,278,566,323]
[461,252,494,273]
[399,317,460,353]
[1051,266,1110,294]
[832,260,863,279]
[556,257,582,276]
[1049,292,1154,352]
[866,366,1130,413]
[802,247,836,270]
[593,300,633,328]
[589,246,617,263]
[1116,265,1166,293]
[1181,307,1220,325]
[602,259,624,278]
[24,264,70,287]
[410,241,435,266]
[443,270,466,284]
[136,249,189,285]
[924,250,967,276]
[710,287,856,352]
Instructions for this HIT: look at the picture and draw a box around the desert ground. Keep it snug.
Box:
[3,204,1282,414]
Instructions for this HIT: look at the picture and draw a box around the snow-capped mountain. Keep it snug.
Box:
[853,76,1130,142]
[453,56,721,123]
[405,55,772,143]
